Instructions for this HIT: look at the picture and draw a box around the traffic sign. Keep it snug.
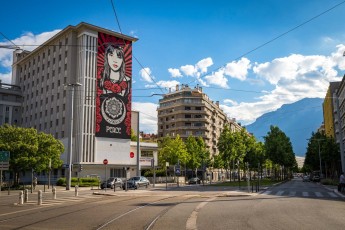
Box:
[130,152,134,158]
[103,159,108,165]
[175,167,181,175]
[0,151,10,162]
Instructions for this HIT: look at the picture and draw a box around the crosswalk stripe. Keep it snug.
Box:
[262,191,271,195]
[315,192,323,197]
[328,192,337,198]
[276,191,284,196]
[302,192,308,197]
[289,191,296,196]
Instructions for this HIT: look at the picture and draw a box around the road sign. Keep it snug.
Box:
[175,167,181,175]
[103,159,108,165]
[0,151,10,162]
[0,162,9,170]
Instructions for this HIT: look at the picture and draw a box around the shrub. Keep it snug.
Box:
[56,177,100,187]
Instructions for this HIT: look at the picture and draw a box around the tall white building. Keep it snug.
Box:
[11,22,157,180]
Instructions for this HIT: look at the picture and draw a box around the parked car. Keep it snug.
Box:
[101,177,123,189]
[302,175,310,182]
[188,177,201,184]
[123,176,150,189]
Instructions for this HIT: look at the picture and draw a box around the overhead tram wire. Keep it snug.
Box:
[109,0,166,94]
[0,32,20,49]
[186,0,345,86]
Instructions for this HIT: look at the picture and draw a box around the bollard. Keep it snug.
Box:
[52,187,56,199]
[24,189,29,203]
[38,190,42,205]
[75,185,78,197]
[19,191,24,205]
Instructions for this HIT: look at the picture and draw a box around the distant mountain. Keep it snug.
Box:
[245,98,324,157]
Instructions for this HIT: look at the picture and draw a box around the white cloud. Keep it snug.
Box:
[178,57,213,77]
[223,99,238,106]
[144,80,180,92]
[180,64,196,76]
[168,68,182,78]
[224,57,251,81]
[253,54,338,85]
[204,70,228,88]
[139,67,154,83]
[0,30,60,83]
[132,102,158,133]
[196,57,213,74]
[0,72,12,84]
[220,45,345,125]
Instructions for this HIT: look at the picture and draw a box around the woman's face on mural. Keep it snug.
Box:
[107,49,123,72]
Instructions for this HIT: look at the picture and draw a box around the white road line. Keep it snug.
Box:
[289,191,296,196]
[186,197,217,230]
[328,192,337,198]
[262,191,272,195]
[276,191,284,196]
[302,192,309,197]
[315,192,323,197]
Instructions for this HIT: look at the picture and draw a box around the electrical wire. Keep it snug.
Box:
[109,0,166,94]
[187,0,345,86]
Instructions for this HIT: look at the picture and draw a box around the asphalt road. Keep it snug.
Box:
[0,179,344,230]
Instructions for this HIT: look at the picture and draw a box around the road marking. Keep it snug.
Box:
[302,192,308,197]
[276,191,284,196]
[328,192,337,198]
[315,192,323,197]
[289,191,296,196]
[262,191,271,195]
[186,197,217,230]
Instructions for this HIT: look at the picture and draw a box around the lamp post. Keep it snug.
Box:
[65,83,82,190]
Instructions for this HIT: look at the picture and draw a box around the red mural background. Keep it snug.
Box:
[95,32,132,139]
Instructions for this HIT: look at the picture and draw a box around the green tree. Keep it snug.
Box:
[264,125,295,179]
[304,131,340,178]
[185,136,210,177]
[0,125,64,184]
[131,128,138,141]
[158,135,189,168]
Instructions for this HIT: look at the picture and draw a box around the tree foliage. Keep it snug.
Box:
[0,125,64,183]
[264,125,296,168]
[304,131,340,177]
[185,136,209,175]
[158,135,189,167]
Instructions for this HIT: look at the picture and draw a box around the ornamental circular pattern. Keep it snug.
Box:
[101,96,126,125]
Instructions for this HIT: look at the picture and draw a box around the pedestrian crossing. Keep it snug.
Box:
[261,190,341,199]
[17,193,103,206]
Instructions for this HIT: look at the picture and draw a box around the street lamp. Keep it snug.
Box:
[65,82,82,190]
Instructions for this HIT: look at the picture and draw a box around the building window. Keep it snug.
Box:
[185,106,191,110]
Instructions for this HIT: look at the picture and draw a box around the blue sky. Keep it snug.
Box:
[1,0,345,135]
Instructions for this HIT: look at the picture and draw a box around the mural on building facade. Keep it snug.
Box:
[96,32,132,138]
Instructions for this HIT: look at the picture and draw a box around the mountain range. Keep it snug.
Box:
[245,98,324,157]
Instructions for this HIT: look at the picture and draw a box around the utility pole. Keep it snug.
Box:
[65,83,82,190]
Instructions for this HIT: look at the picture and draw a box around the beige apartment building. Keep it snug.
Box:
[157,84,242,156]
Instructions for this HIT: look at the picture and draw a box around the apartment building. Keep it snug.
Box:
[323,81,340,138]
[10,22,158,180]
[157,84,242,156]
[0,81,22,126]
